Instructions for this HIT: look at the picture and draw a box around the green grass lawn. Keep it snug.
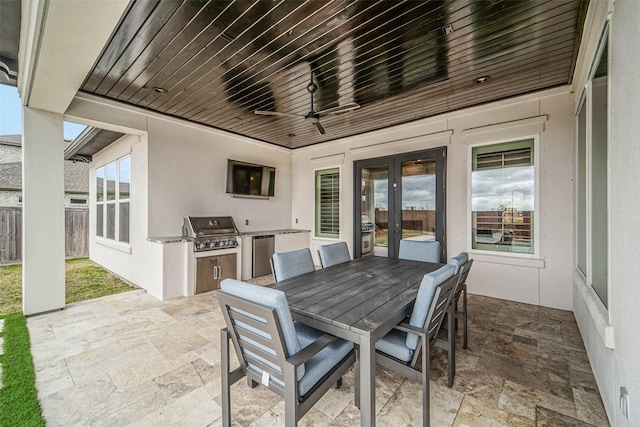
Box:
[0,313,45,426]
[0,258,135,316]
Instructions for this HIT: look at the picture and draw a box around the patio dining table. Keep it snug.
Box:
[269,255,442,426]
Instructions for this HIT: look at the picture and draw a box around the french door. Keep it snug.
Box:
[354,148,446,259]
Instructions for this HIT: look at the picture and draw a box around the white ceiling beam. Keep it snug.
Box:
[18,0,129,113]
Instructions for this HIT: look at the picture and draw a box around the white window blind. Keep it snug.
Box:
[315,168,340,238]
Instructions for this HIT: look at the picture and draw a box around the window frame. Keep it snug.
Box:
[467,135,540,258]
[95,153,131,248]
[314,166,341,240]
[575,23,610,309]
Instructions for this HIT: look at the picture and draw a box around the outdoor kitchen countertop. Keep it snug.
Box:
[147,236,192,243]
[238,229,310,237]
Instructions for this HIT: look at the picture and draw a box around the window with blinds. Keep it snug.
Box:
[471,139,535,254]
[315,168,340,238]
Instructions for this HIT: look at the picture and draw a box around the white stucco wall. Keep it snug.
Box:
[292,88,575,310]
[83,101,293,299]
[145,116,292,237]
[570,1,640,425]
[608,2,640,424]
[89,133,151,292]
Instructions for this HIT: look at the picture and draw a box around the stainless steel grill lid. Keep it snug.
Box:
[183,216,239,238]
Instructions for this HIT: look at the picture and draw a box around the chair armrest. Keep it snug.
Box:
[393,322,428,338]
[286,334,337,368]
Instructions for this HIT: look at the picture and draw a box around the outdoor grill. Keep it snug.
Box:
[182,216,239,252]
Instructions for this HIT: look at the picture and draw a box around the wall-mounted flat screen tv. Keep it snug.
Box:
[226,159,276,197]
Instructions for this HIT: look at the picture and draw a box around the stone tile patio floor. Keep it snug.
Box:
[27,277,610,426]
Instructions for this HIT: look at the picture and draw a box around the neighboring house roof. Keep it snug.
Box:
[0,134,21,146]
[0,135,89,193]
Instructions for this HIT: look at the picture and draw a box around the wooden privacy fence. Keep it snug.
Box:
[0,207,90,263]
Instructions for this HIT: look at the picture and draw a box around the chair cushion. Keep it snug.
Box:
[272,248,315,281]
[448,252,469,274]
[406,264,456,350]
[319,242,351,268]
[295,322,354,396]
[220,279,304,377]
[398,239,441,263]
[375,328,413,362]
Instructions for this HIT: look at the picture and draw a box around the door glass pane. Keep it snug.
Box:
[361,165,388,257]
[401,159,436,241]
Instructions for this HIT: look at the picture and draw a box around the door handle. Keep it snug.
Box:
[213,265,218,280]
[217,265,222,279]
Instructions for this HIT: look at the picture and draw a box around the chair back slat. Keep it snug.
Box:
[406,264,456,350]
[242,353,285,383]
[453,259,473,301]
[218,291,289,386]
[425,274,457,346]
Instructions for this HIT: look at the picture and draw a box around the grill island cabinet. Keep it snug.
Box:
[196,253,236,293]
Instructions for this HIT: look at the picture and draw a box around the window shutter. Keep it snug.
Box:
[475,147,532,171]
[315,168,340,238]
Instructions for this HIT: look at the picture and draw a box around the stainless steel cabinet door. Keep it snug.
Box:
[216,254,237,283]
[196,256,218,293]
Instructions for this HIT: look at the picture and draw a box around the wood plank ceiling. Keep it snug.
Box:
[81,0,588,150]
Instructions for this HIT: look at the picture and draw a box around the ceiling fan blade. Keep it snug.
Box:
[317,102,361,117]
[313,121,326,135]
[254,110,301,118]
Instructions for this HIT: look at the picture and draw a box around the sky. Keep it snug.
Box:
[0,84,86,140]
[373,175,437,211]
[371,166,534,212]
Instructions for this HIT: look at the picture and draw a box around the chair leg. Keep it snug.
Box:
[221,329,232,427]
[247,377,258,388]
[335,377,343,389]
[354,346,360,408]
[462,286,468,349]
[447,305,456,388]
[422,343,430,427]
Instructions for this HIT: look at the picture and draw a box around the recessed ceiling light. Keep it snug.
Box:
[442,24,454,35]
[152,87,168,94]
[288,133,296,137]
[474,76,490,84]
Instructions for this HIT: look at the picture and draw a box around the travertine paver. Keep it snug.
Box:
[27,280,610,426]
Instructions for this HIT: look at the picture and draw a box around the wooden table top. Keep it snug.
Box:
[270,256,442,342]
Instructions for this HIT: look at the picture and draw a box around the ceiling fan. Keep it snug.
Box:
[254,73,360,135]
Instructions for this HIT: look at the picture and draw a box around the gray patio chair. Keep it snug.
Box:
[398,239,441,263]
[373,264,459,427]
[318,241,351,268]
[270,248,315,282]
[448,253,474,349]
[218,279,356,427]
